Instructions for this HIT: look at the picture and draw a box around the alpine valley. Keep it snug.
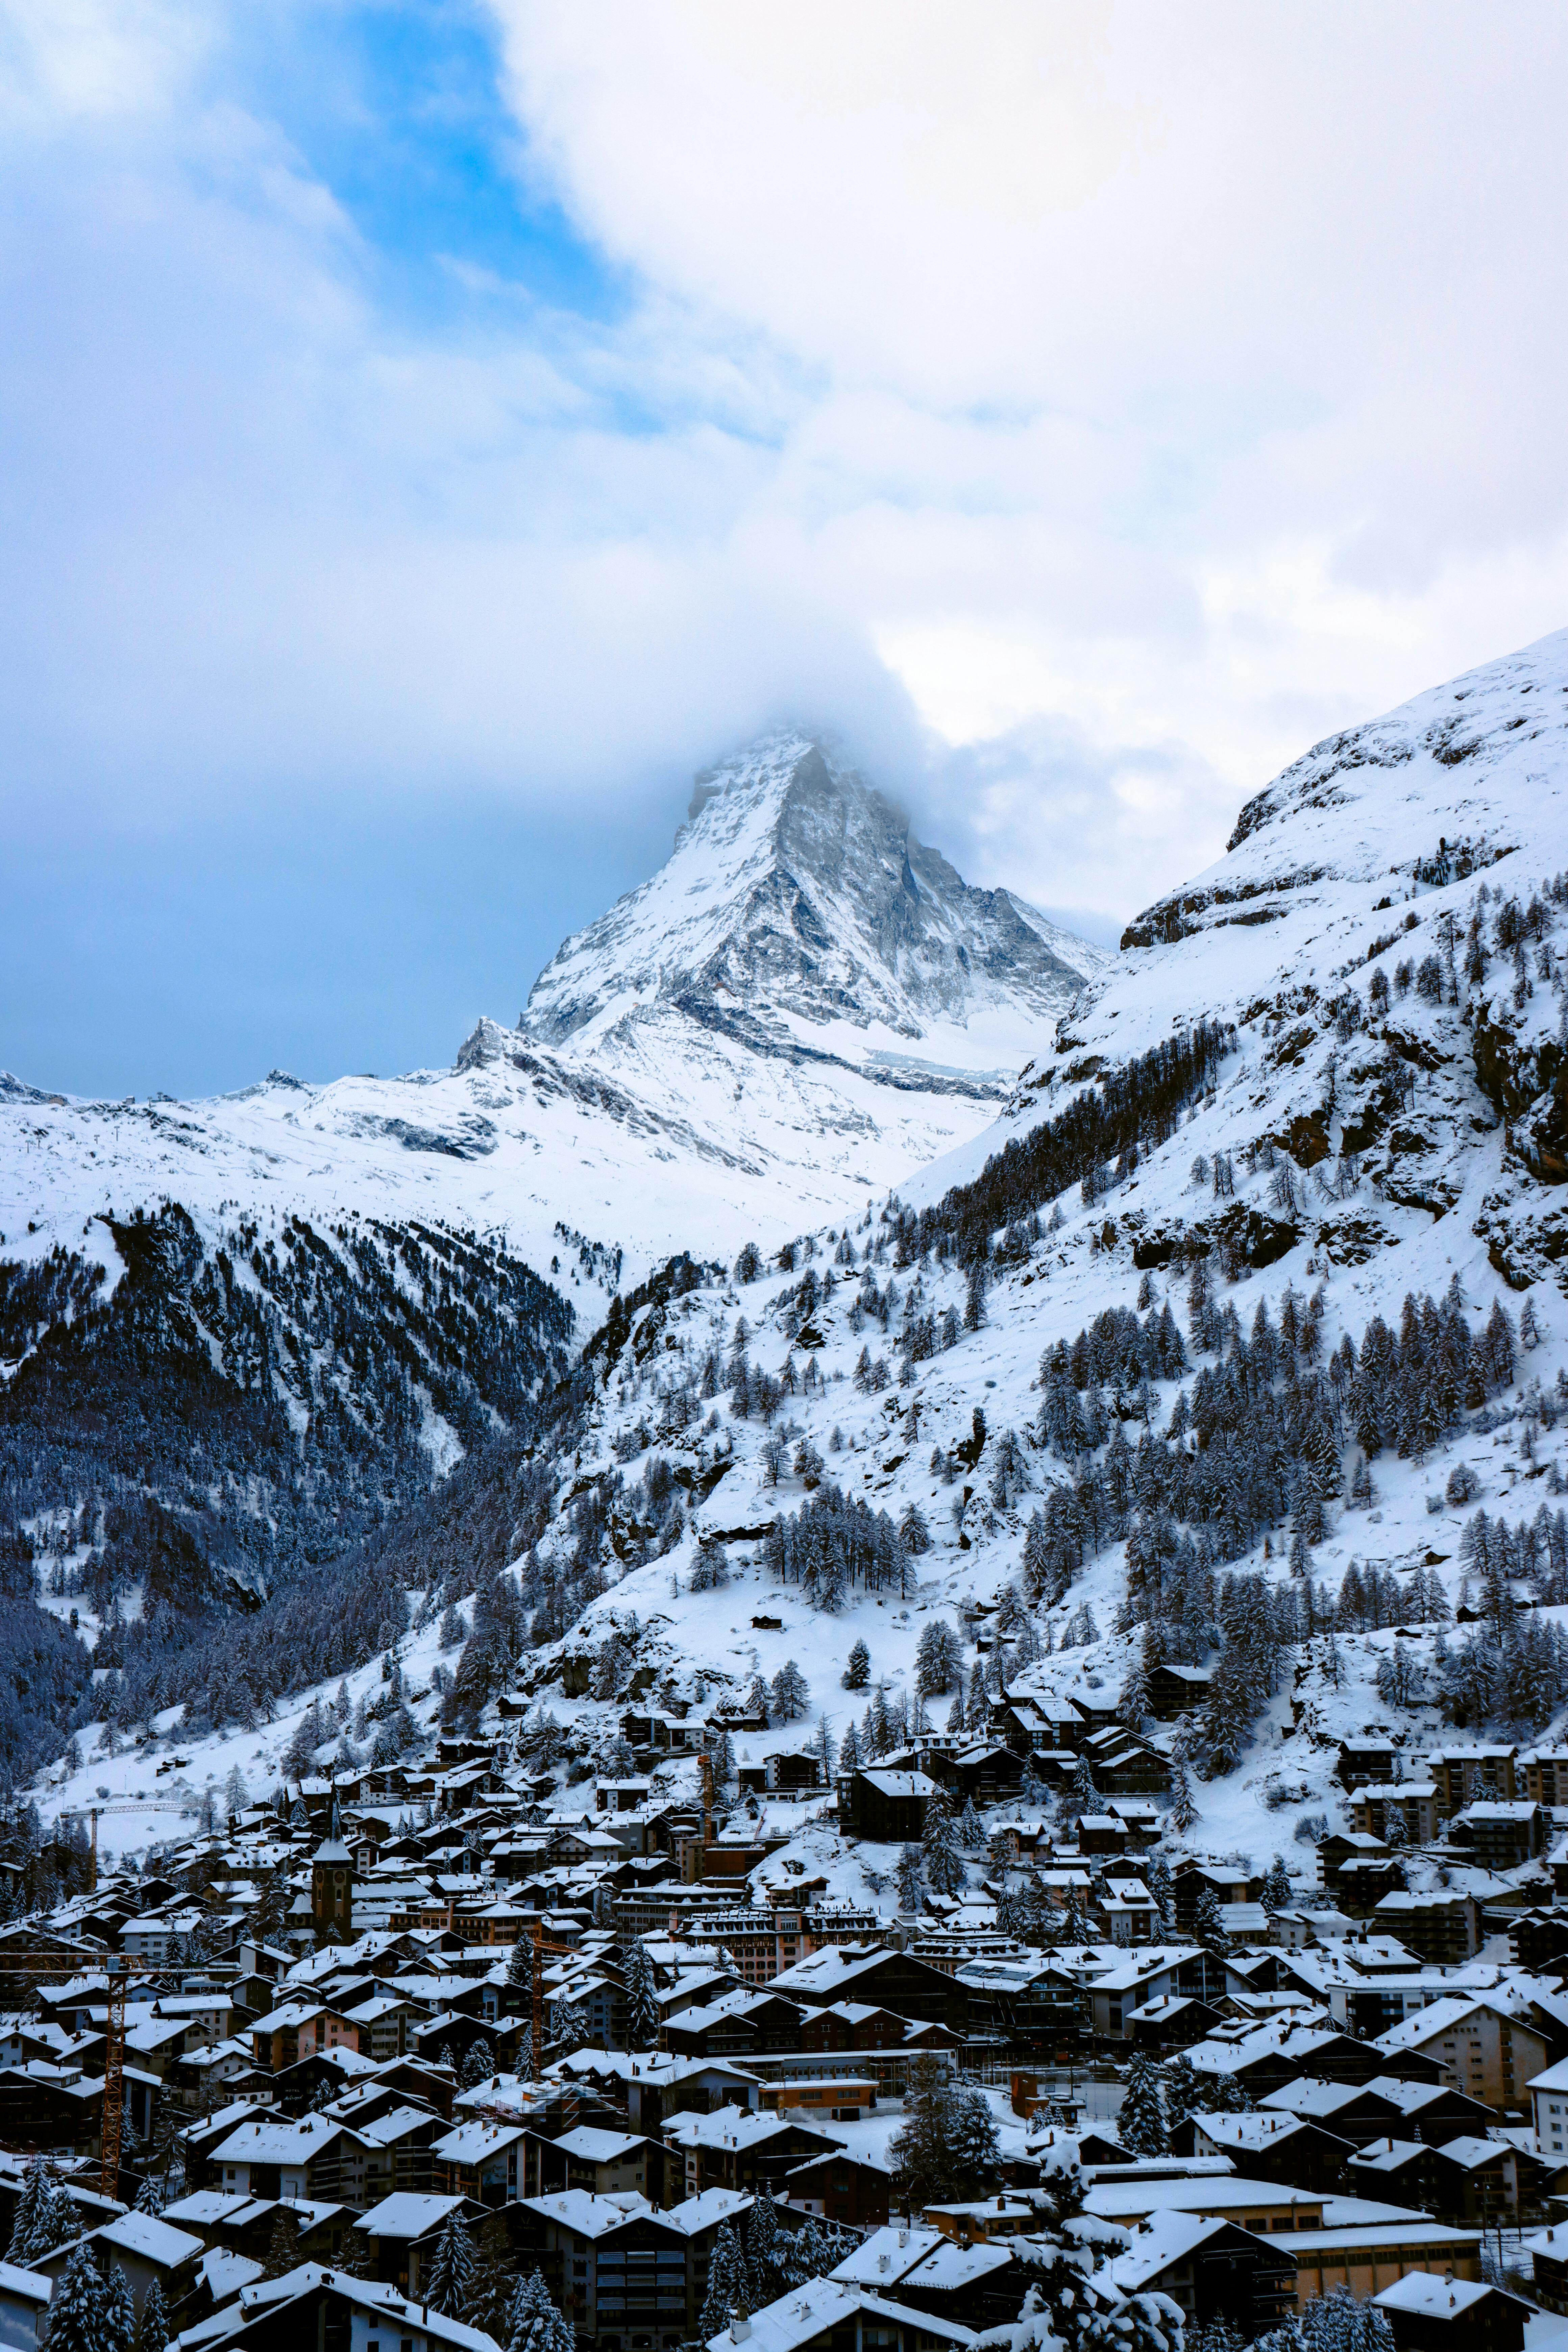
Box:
[14,630,1568,2111]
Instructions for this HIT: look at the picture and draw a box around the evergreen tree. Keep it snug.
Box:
[103,2269,135,2352]
[262,2208,303,2278]
[921,1789,967,1897]
[134,2283,168,2352]
[699,2221,752,2336]
[956,1798,985,1849]
[623,1938,660,2052]
[459,2040,492,2089]
[1168,1756,1198,1833]
[770,1660,810,1722]
[1118,2054,1167,2155]
[1261,1855,1292,1914]
[31,2183,83,2261]
[6,2155,55,2263]
[1195,1885,1233,1958]
[506,2271,574,2352]
[425,2211,477,2320]
[1160,2053,1200,2143]
[896,1843,926,1912]
[1062,1752,1098,1821]
[506,1932,534,2000]
[745,2185,780,2306]
[465,2212,517,2340]
[549,1995,588,2052]
[46,2244,105,2352]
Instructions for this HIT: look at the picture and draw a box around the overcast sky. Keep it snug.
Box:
[3,3,1567,1097]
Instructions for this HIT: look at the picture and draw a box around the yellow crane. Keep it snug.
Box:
[65,1798,191,1895]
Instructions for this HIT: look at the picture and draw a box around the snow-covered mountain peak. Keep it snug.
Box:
[520,731,1107,1069]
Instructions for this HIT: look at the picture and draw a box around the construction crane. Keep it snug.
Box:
[64,1800,190,1895]
[0,1948,131,2201]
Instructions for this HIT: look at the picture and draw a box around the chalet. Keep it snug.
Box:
[1147,1665,1214,1722]
[1373,2272,1529,2352]
[25,2210,203,2326]
[1375,1998,1549,2114]
[1338,1738,1397,1791]
[1373,1891,1482,1966]
[836,1770,935,1842]
[1190,2109,1354,2192]
[1449,1800,1546,1871]
[783,2148,892,2230]
[1429,1746,1517,1817]
[769,1946,970,2036]
[1520,1748,1568,1808]
[663,2109,843,2199]
[831,2223,1023,2330]
[1351,1784,1441,1845]
[1105,2212,1297,2339]
[1522,2221,1568,2315]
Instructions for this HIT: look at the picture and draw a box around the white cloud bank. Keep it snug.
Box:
[2,0,1567,935]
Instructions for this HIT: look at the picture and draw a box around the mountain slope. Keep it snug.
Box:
[31,630,1568,1921]
[0,732,1101,1776]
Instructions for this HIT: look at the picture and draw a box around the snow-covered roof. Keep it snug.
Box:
[517,2190,654,2239]
[352,2194,472,2239]
[1374,2272,1524,2319]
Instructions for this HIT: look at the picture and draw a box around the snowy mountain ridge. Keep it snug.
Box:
[0,736,1104,1289]
[521,731,1105,1071]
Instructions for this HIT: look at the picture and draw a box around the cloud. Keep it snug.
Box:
[2,0,1568,1091]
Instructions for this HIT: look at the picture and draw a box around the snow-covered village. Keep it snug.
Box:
[8,637,1568,2352]
[6,20,1568,2352]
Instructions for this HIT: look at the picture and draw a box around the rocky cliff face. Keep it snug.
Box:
[923,625,1568,1298]
[521,733,1104,1061]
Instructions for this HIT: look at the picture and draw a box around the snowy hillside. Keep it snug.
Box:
[40,628,1568,1922]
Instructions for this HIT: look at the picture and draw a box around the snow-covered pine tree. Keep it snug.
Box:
[921,1789,967,1896]
[134,2282,168,2352]
[32,2181,83,2260]
[956,1797,985,1849]
[465,2212,517,2339]
[103,2270,135,2352]
[770,1660,810,1722]
[1118,2054,1167,2155]
[5,2155,55,2262]
[896,1843,926,1912]
[1194,1886,1233,1957]
[549,1995,588,2052]
[44,2244,105,2352]
[1062,1752,1097,1820]
[698,2221,752,2336]
[623,1937,660,2052]
[505,2271,574,2352]
[1261,1855,1292,1913]
[1167,1756,1198,1832]
[1159,2053,1199,2143]
[745,2185,780,2305]
[424,2210,477,2319]
[262,2209,303,2279]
